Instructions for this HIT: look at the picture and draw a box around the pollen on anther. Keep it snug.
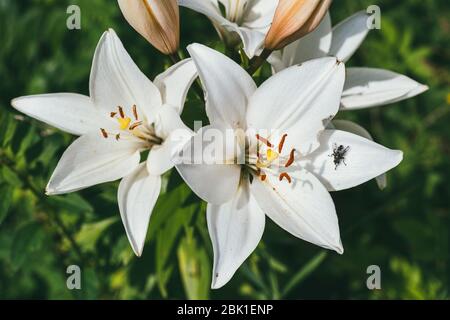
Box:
[132,105,138,120]
[129,121,142,131]
[118,106,125,118]
[279,172,292,183]
[260,174,267,181]
[285,149,295,168]
[256,134,273,147]
[278,134,288,153]
[100,128,108,138]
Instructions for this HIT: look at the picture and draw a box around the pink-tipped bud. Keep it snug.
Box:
[265,0,332,51]
[118,0,180,55]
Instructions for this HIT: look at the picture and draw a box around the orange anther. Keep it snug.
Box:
[279,172,292,183]
[285,149,295,168]
[278,134,288,153]
[256,134,273,147]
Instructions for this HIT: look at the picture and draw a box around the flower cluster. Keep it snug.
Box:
[11,0,427,289]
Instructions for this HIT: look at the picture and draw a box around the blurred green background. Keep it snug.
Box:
[0,0,448,299]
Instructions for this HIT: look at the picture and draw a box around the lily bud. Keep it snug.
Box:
[265,0,332,51]
[118,0,180,55]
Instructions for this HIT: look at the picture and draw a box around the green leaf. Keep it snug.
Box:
[0,184,13,225]
[75,217,118,252]
[10,222,44,269]
[48,193,94,214]
[1,165,23,187]
[177,228,210,300]
[281,251,328,298]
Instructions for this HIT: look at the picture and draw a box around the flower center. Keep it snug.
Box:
[99,105,162,147]
[252,133,296,183]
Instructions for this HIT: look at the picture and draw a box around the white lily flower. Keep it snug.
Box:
[11,29,197,257]
[270,11,429,110]
[176,44,403,288]
[179,0,278,58]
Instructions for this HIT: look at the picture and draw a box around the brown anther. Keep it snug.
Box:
[129,121,143,131]
[100,128,108,139]
[279,172,292,183]
[110,112,117,118]
[115,134,121,141]
[132,105,138,120]
[260,174,267,181]
[278,134,288,153]
[118,106,125,118]
[256,134,273,147]
[285,149,296,168]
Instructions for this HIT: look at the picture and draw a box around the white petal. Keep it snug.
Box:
[187,43,256,128]
[242,0,278,30]
[250,169,343,253]
[11,94,111,136]
[341,68,429,110]
[329,11,370,62]
[278,13,332,70]
[332,120,387,190]
[235,27,266,59]
[118,163,161,257]
[247,57,345,155]
[179,0,224,23]
[90,29,162,123]
[148,106,193,176]
[46,134,142,195]
[208,183,265,289]
[299,129,403,191]
[174,125,241,204]
[153,59,198,114]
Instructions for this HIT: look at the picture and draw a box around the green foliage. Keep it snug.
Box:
[0,0,448,299]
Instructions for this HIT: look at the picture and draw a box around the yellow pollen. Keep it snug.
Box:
[118,117,131,130]
[266,149,279,162]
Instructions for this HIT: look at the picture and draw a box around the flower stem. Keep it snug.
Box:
[246,48,273,75]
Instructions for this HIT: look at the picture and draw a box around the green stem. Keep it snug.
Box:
[246,48,273,75]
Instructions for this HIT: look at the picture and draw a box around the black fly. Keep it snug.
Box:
[330,144,350,170]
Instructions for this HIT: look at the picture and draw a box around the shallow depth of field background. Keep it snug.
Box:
[0,0,448,299]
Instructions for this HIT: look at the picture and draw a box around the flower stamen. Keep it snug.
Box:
[279,172,292,183]
[100,128,108,139]
[285,149,295,168]
[256,134,273,147]
[278,134,287,153]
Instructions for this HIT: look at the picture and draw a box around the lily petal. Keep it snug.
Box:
[187,43,256,129]
[154,59,198,114]
[208,183,265,289]
[250,169,343,254]
[277,12,332,71]
[332,120,387,190]
[148,106,193,176]
[11,93,111,136]
[299,129,403,191]
[329,11,370,62]
[247,57,345,155]
[118,163,161,257]
[90,29,162,123]
[179,0,224,23]
[175,125,241,204]
[242,0,278,31]
[341,67,429,110]
[46,134,142,195]
[235,26,267,59]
